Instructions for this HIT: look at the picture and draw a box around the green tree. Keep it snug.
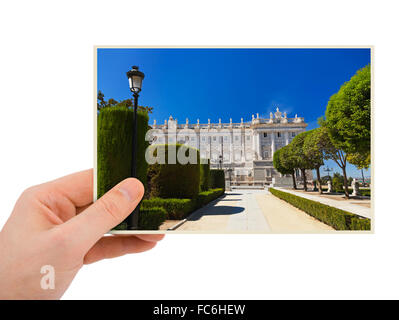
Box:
[273,147,297,189]
[317,120,351,198]
[289,132,314,191]
[332,172,344,192]
[97,90,107,110]
[325,64,371,156]
[97,91,154,113]
[303,128,325,194]
[347,152,370,170]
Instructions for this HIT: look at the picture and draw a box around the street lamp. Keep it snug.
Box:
[219,154,223,170]
[126,66,145,230]
[324,166,332,181]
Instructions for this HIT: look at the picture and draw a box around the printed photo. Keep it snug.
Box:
[95,47,372,233]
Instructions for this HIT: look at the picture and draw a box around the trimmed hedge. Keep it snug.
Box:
[321,187,371,197]
[147,144,200,199]
[97,106,149,198]
[196,188,224,208]
[141,198,195,220]
[142,188,225,220]
[200,159,211,192]
[112,207,166,230]
[138,207,167,230]
[269,188,371,231]
[210,169,225,190]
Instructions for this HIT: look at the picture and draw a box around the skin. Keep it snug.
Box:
[0,169,164,299]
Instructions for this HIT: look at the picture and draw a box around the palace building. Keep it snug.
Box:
[150,107,311,186]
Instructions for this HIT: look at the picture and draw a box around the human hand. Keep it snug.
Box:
[0,169,164,299]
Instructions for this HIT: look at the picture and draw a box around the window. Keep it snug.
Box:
[185,136,189,141]
[202,136,205,141]
[277,132,281,138]
[191,136,195,141]
[263,132,267,138]
[246,136,250,141]
[224,136,228,141]
[213,136,216,141]
[292,132,296,137]
[235,136,239,141]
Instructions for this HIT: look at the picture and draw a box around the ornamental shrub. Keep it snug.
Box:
[196,188,224,208]
[147,144,200,199]
[200,159,210,191]
[97,106,149,198]
[210,169,225,190]
[269,188,371,231]
[138,207,167,230]
[141,198,195,220]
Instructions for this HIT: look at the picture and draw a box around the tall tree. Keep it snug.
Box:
[317,121,351,198]
[97,91,154,114]
[279,145,299,190]
[303,128,325,194]
[289,131,313,191]
[347,151,370,185]
[97,90,107,110]
[273,147,297,189]
[325,64,371,156]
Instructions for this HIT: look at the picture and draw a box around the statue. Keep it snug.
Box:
[327,180,332,193]
[270,112,273,119]
[351,178,360,196]
[153,119,156,126]
[256,113,259,118]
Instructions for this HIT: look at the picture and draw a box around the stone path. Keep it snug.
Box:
[176,189,333,233]
[274,187,372,219]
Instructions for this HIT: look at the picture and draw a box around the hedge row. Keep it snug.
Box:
[269,188,371,230]
[200,159,211,192]
[141,188,224,220]
[113,207,167,231]
[210,169,225,190]
[97,106,149,198]
[321,187,371,197]
[197,188,225,208]
[141,198,195,220]
[147,144,200,199]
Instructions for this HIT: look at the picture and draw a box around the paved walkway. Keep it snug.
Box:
[176,189,333,233]
[274,188,372,219]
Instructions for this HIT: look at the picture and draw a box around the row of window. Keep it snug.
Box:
[154,132,296,143]
[263,132,296,138]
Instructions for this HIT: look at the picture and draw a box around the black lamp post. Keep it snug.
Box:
[126,66,145,229]
[324,166,332,181]
[219,154,223,170]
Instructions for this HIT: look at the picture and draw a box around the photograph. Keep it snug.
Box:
[95,47,372,233]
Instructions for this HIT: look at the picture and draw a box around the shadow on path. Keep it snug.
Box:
[187,205,244,221]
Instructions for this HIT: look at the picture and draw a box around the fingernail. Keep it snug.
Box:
[118,179,139,202]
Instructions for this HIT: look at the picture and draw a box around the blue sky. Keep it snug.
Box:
[97,48,371,178]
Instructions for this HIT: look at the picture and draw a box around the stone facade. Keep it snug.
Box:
[150,107,311,186]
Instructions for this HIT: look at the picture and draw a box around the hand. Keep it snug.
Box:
[0,169,164,299]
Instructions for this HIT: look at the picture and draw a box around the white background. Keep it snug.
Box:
[0,0,396,299]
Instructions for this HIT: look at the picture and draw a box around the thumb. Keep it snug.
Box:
[61,177,144,251]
